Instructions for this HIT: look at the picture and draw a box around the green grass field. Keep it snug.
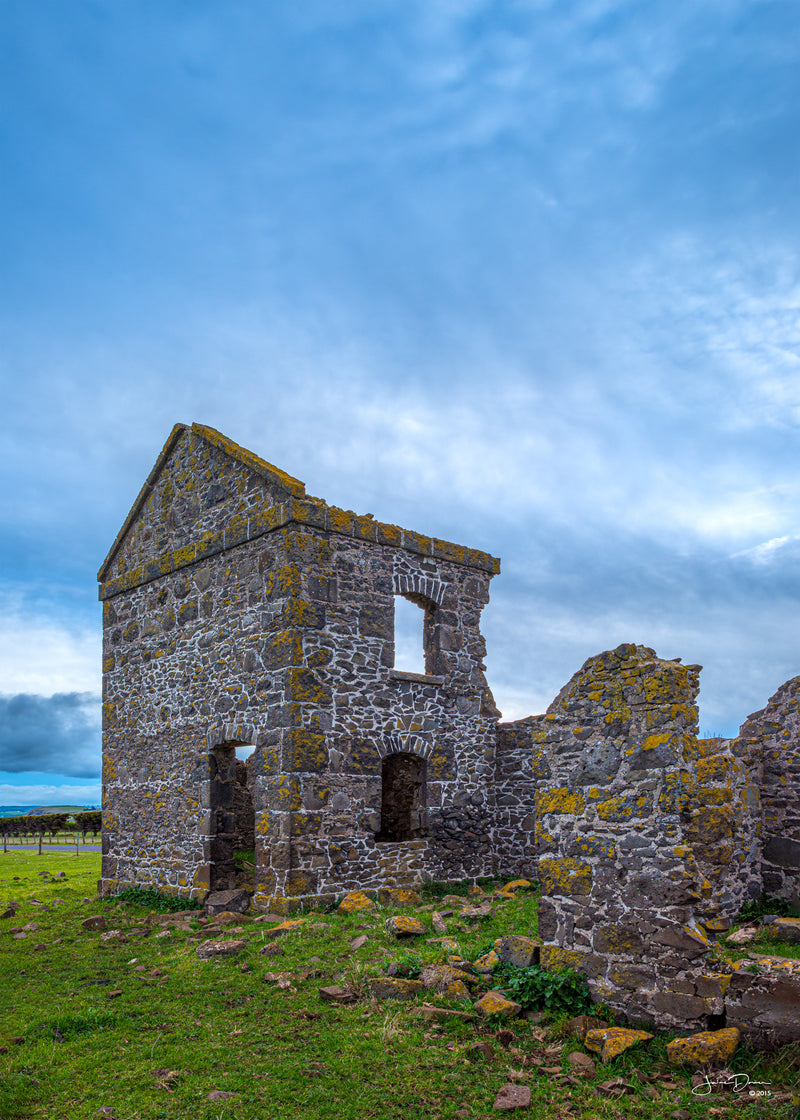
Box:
[1,852,798,1120]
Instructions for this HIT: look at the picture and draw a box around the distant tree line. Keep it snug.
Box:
[0,811,102,853]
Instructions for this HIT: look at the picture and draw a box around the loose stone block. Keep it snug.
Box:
[196,939,247,960]
[768,917,800,944]
[205,889,250,915]
[385,916,426,938]
[377,888,422,907]
[492,1085,531,1111]
[475,991,521,1018]
[368,978,424,1000]
[495,935,540,968]
[81,916,108,932]
[666,1028,741,1067]
[584,1027,653,1063]
[338,891,376,914]
[472,949,500,974]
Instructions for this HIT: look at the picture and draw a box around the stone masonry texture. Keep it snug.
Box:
[100,423,799,1040]
[99,423,500,911]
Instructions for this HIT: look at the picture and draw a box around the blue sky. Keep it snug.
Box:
[2,0,800,806]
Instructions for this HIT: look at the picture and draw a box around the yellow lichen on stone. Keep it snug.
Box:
[338,890,376,914]
[504,879,531,891]
[386,915,426,937]
[666,1028,741,1067]
[642,731,672,752]
[377,888,422,907]
[475,991,521,1018]
[585,1027,653,1063]
[535,788,585,815]
[596,794,650,822]
[539,946,586,971]
[472,949,500,973]
[444,979,471,1000]
[539,857,592,896]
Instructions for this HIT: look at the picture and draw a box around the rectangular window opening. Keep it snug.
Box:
[393,595,426,675]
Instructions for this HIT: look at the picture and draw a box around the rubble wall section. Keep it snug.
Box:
[533,643,762,1032]
[739,676,800,904]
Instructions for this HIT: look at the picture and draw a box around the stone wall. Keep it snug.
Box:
[530,644,765,1032]
[739,676,800,904]
[493,720,542,881]
[100,423,500,910]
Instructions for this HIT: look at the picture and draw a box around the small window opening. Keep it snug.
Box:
[376,752,427,842]
[394,595,426,674]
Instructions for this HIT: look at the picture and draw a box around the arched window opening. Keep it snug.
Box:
[376,752,427,842]
[394,594,431,675]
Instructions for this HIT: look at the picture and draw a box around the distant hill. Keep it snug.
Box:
[0,805,95,818]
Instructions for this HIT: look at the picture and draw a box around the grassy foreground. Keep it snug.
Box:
[0,851,798,1120]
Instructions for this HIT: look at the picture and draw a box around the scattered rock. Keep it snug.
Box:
[567,1051,596,1075]
[420,964,470,992]
[100,930,128,943]
[263,972,293,988]
[584,1027,653,1063]
[196,939,247,960]
[319,985,357,1004]
[492,1084,531,1111]
[82,916,108,932]
[385,916,426,938]
[475,991,521,1019]
[338,891,375,914]
[431,911,448,934]
[259,941,284,957]
[726,926,759,945]
[461,902,493,920]
[418,1004,474,1021]
[368,977,425,1000]
[377,888,422,907]
[205,888,250,915]
[263,919,305,937]
[21,923,39,932]
[567,1015,610,1039]
[473,949,500,974]
[666,1027,741,1067]
[768,917,800,944]
[349,934,368,951]
[495,935,540,969]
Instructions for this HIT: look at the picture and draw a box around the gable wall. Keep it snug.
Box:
[105,428,289,581]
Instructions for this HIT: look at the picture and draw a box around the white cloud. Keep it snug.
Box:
[0,594,100,696]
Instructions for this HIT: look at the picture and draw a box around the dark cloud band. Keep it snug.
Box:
[0,693,101,778]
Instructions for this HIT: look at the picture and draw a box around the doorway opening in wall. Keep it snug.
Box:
[209,743,256,893]
[375,752,427,842]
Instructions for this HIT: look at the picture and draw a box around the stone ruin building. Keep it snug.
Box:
[99,422,800,1043]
